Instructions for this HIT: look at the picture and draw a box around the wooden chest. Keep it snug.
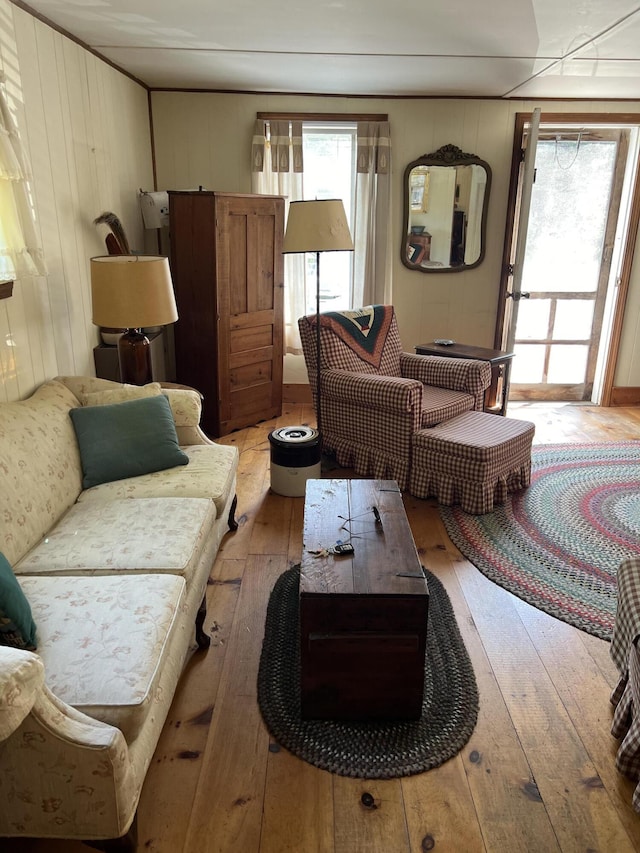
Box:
[300,479,429,721]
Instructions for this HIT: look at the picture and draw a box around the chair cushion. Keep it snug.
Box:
[420,385,476,427]
[0,552,37,650]
[17,573,186,742]
[77,443,238,518]
[14,497,215,585]
[69,394,189,489]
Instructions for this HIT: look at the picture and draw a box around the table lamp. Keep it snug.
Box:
[91,255,178,385]
[282,199,353,439]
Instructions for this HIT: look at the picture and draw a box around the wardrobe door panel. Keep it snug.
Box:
[216,194,284,434]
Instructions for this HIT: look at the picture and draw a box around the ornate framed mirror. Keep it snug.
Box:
[402,144,491,273]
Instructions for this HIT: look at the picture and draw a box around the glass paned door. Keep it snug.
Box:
[509,130,627,401]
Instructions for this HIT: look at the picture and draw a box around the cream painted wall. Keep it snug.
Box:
[151,90,640,389]
[0,1,154,402]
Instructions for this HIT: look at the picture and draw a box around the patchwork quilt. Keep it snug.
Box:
[313,305,393,368]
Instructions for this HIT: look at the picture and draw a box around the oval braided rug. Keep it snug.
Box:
[257,565,478,779]
[441,441,640,641]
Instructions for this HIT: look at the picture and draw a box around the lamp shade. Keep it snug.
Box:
[283,199,353,254]
[91,255,178,329]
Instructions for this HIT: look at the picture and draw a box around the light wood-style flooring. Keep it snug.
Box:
[12,402,640,853]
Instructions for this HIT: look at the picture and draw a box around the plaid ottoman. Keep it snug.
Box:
[410,410,535,514]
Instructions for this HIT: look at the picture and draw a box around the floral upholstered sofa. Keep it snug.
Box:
[0,376,239,851]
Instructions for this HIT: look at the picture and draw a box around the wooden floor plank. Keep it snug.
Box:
[401,758,486,853]
[182,555,285,853]
[137,558,244,852]
[406,497,561,852]
[513,597,640,846]
[451,554,637,852]
[217,445,270,560]
[332,777,410,853]
[287,494,305,565]
[580,630,620,691]
[248,489,293,556]
[260,747,335,853]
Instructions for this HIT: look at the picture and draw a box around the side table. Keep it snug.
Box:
[415,341,515,416]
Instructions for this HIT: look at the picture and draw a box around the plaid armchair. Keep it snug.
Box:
[298,305,491,489]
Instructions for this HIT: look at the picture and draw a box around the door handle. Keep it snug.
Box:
[507,291,530,301]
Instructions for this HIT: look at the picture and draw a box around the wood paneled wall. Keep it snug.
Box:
[151,91,640,391]
[0,1,154,402]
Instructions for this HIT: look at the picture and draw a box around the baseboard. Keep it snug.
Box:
[610,386,640,406]
[283,383,312,404]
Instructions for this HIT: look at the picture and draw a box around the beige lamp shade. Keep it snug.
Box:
[91,255,178,329]
[283,199,353,254]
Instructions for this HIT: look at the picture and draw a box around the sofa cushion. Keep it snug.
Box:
[0,380,83,567]
[0,553,37,650]
[70,394,189,489]
[80,382,162,407]
[14,498,216,585]
[57,376,203,431]
[77,443,239,518]
[17,573,186,742]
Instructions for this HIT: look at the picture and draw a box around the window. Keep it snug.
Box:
[301,122,356,312]
[251,114,391,352]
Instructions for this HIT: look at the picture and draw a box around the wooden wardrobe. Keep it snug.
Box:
[168,191,285,437]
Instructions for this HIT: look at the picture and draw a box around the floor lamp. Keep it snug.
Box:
[91,255,178,385]
[282,199,353,441]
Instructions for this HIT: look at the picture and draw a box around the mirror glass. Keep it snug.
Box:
[402,144,491,273]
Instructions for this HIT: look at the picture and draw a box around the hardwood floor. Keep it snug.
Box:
[12,402,640,853]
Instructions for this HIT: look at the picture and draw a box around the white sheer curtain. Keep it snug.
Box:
[251,118,393,348]
[0,73,46,280]
[352,121,392,307]
[251,119,305,353]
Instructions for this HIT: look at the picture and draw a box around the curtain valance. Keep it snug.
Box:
[252,119,303,173]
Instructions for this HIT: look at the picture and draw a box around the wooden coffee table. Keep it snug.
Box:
[300,479,429,721]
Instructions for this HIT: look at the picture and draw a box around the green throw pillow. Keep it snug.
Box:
[70,393,189,489]
[0,552,37,650]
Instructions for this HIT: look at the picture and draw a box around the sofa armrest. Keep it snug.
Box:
[322,370,423,413]
[0,647,44,740]
[162,387,201,426]
[161,388,216,445]
[0,650,138,839]
[400,352,491,397]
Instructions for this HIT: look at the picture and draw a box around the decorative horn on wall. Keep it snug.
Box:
[93,211,132,255]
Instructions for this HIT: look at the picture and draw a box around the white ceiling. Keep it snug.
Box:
[18,0,640,99]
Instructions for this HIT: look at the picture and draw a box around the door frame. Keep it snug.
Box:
[494,112,640,406]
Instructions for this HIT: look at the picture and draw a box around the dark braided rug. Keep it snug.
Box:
[257,565,478,779]
[441,441,640,641]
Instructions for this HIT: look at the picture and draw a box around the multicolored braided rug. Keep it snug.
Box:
[440,441,640,641]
